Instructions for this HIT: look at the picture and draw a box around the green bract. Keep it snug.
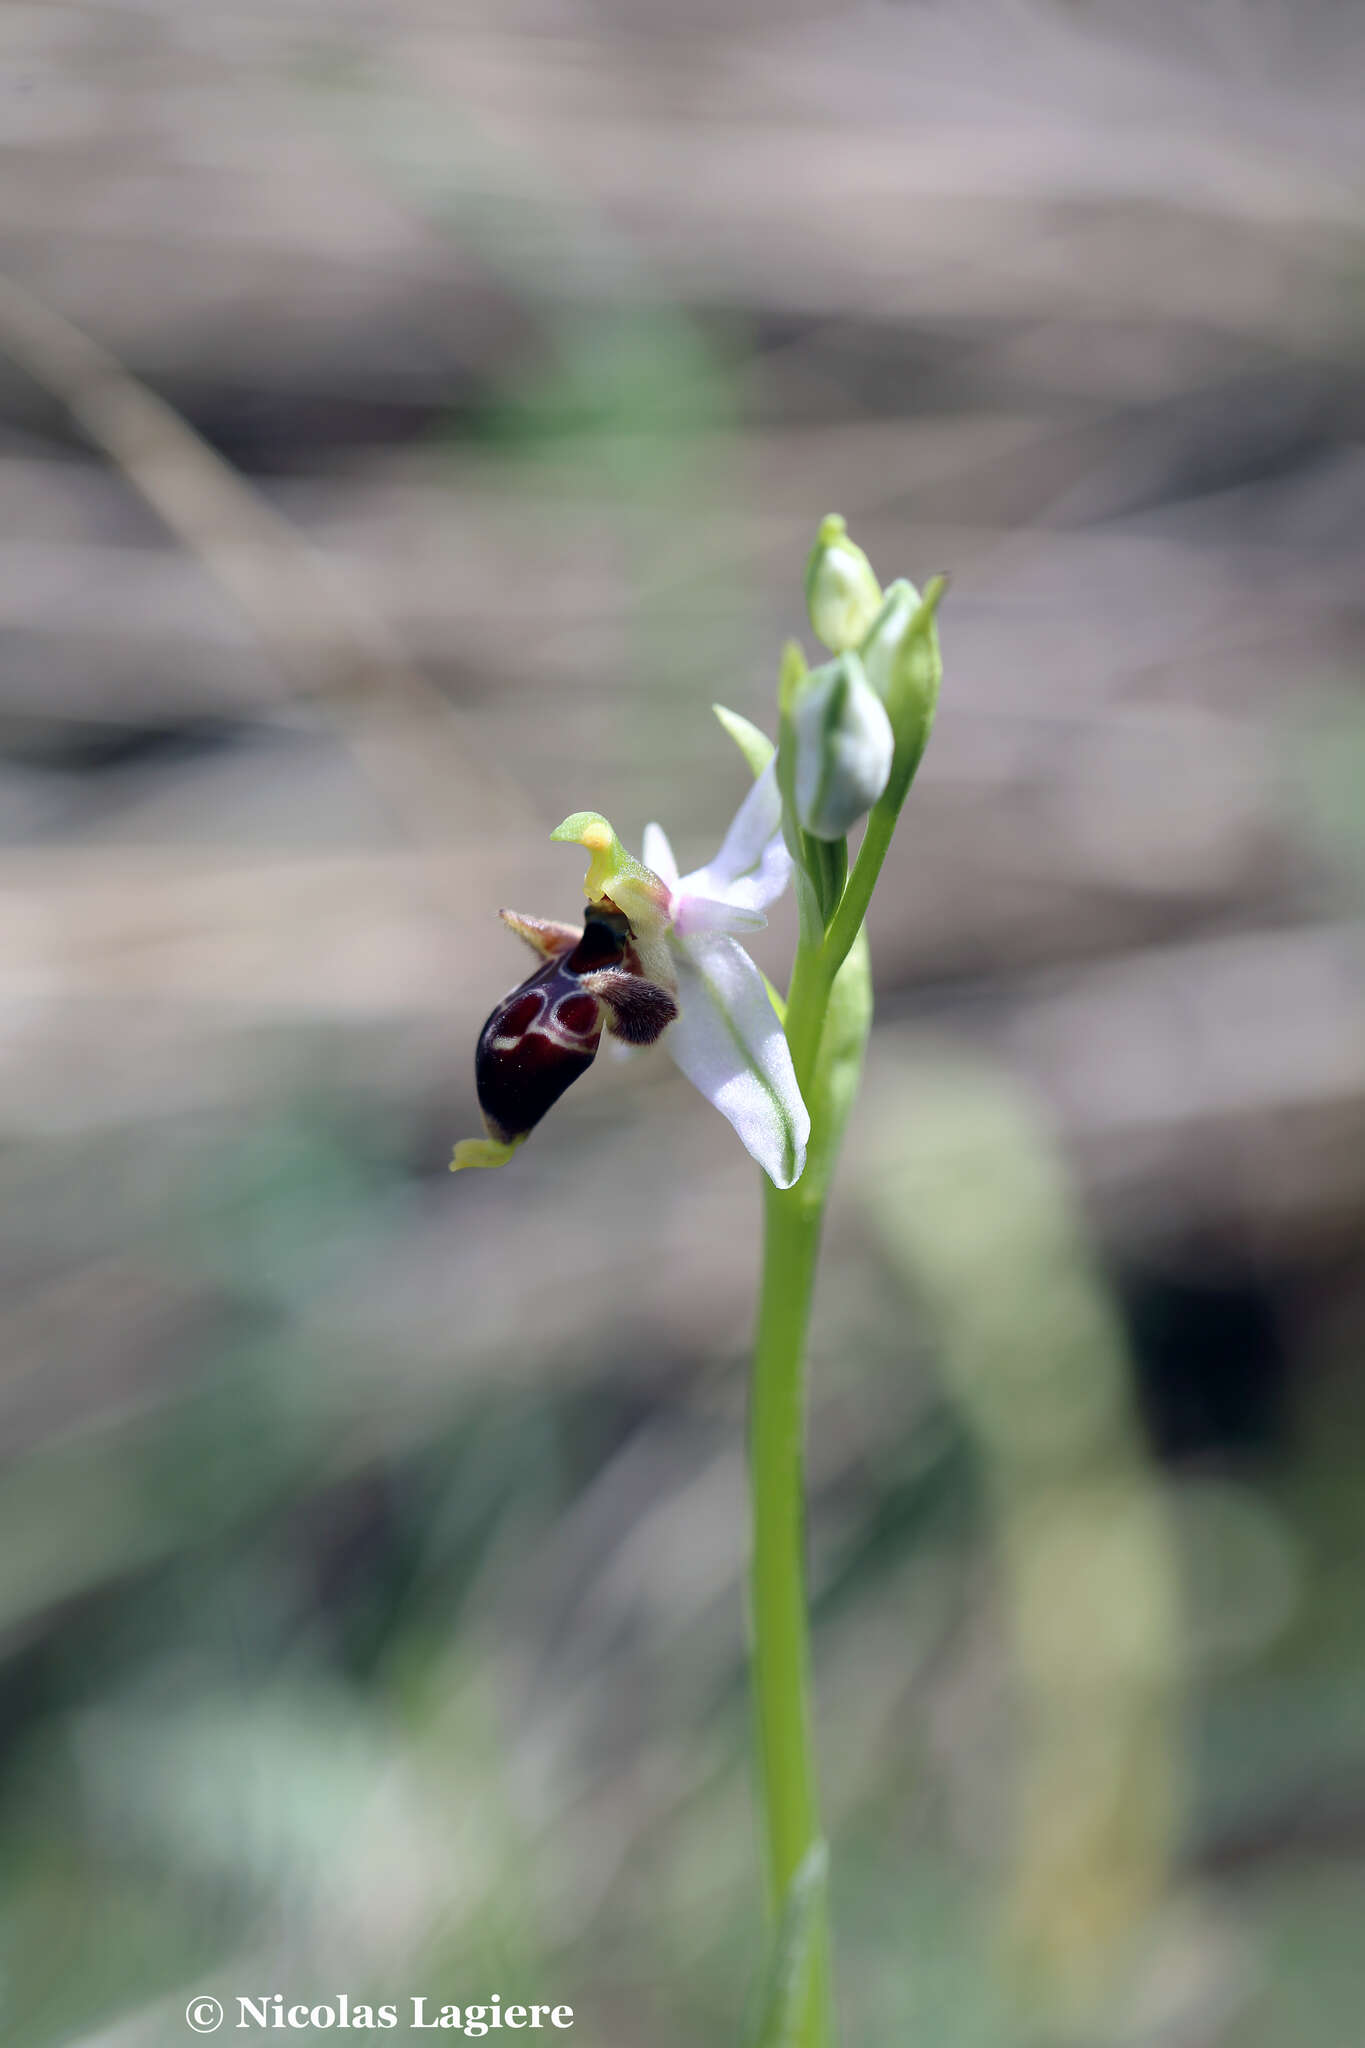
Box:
[713,701,777,778]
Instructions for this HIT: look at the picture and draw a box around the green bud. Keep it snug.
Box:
[792,652,894,842]
[859,576,922,700]
[804,514,882,653]
[878,576,945,814]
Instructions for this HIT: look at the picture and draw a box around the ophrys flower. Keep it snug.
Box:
[453,735,809,1188]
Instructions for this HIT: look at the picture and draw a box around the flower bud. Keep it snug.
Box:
[792,652,894,841]
[804,514,882,653]
[858,576,922,700]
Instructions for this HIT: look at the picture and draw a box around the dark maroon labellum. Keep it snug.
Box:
[475,908,632,1145]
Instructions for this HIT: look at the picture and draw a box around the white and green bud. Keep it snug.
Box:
[792,652,894,842]
[804,514,882,654]
[858,576,922,701]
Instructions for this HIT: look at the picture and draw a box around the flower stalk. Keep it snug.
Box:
[452,518,944,2048]
[747,564,944,2048]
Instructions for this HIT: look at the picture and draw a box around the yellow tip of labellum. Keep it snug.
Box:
[451,1135,525,1172]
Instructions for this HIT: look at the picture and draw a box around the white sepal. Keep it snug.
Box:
[678,762,790,914]
[666,934,809,1189]
[673,895,768,937]
[641,821,680,891]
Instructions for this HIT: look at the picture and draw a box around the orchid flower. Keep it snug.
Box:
[452,726,810,1189]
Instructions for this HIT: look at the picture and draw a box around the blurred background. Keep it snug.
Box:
[2,2,1364,2042]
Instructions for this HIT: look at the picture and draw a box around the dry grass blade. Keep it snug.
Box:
[0,271,533,849]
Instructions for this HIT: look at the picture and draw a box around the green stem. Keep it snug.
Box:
[751,1177,829,2045]
[748,933,841,2048]
[748,591,940,2042]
